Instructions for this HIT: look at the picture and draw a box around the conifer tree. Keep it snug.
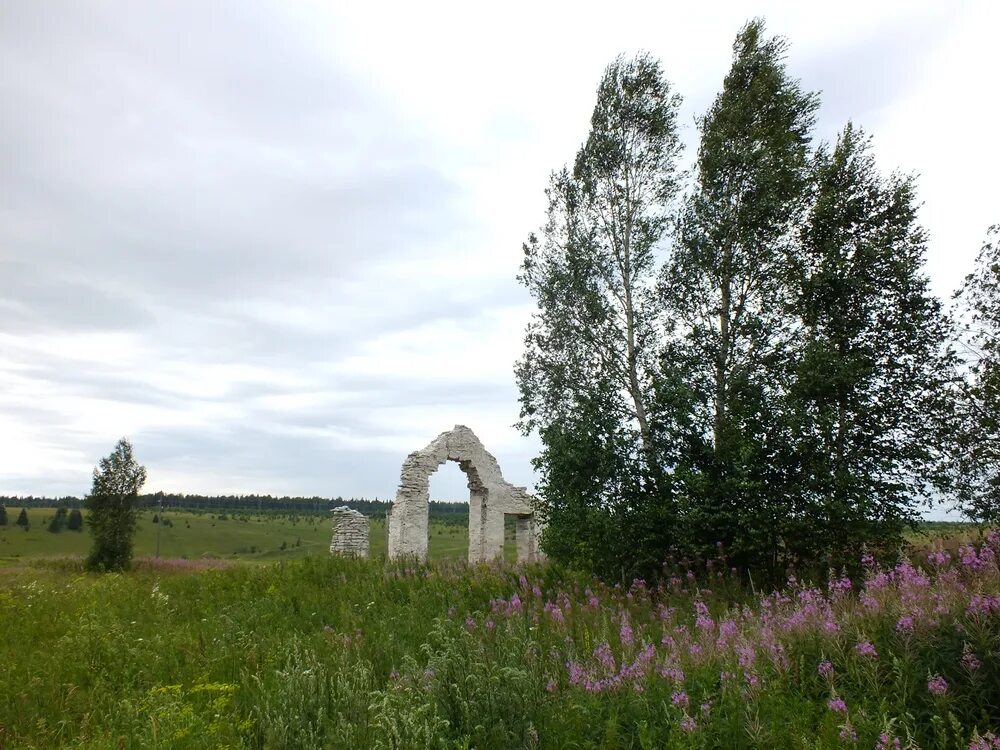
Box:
[48,506,68,533]
[67,507,83,532]
[16,508,29,528]
[0,504,7,526]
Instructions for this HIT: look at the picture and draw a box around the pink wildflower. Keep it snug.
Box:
[855,641,878,659]
[818,660,834,679]
[680,715,697,733]
[671,690,689,708]
[927,674,948,696]
[961,645,981,671]
[827,697,848,714]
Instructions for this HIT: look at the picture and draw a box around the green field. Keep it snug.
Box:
[0,507,479,565]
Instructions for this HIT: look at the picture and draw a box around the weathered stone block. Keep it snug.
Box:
[329,506,369,557]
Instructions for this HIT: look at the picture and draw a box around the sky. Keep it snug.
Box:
[1,0,997,507]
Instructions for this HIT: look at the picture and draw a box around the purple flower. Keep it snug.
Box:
[546,678,557,693]
[895,616,914,633]
[818,660,834,679]
[927,674,948,696]
[876,733,902,750]
[838,723,857,742]
[962,646,982,671]
[594,642,616,672]
[619,617,634,648]
[567,661,584,685]
[680,715,697,733]
[967,595,1000,618]
[854,641,878,659]
[671,690,689,708]
[827,697,848,714]
[967,732,1000,750]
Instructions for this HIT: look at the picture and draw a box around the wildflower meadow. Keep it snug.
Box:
[1,532,998,748]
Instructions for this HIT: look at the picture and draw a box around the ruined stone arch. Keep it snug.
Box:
[387,425,543,563]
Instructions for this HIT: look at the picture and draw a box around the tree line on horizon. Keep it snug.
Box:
[517,19,999,581]
[0,494,471,518]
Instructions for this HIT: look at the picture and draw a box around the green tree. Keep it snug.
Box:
[953,225,1000,522]
[788,123,959,564]
[661,19,818,573]
[16,508,29,528]
[517,52,683,575]
[67,507,83,531]
[85,438,147,571]
[48,506,68,533]
[0,504,7,526]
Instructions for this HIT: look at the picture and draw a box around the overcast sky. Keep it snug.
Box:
[2,1,997,506]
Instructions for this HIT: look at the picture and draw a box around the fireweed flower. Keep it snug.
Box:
[671,690,689,708]
[962,645,982,671]
[818,660,834,679]
[827,697,848,714]
[619,617,634,648]
[855,641,878,659]
[680,715,697,733]
[895,616,915,633]
[839,724,857,742]
[927,674,948,696]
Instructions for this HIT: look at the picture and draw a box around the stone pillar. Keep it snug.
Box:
[515,514,535,562]
[480,508,505,561]
[329,506,369,557]
[468,488,485,563]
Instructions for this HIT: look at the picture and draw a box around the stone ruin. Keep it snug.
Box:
[387,425,543,563]
[329,505,369,557]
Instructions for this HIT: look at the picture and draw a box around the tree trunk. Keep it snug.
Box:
[715,254,733,450]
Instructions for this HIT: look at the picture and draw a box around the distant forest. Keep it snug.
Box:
[0,493,470,521]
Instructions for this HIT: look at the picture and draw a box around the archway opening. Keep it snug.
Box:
[427,459,471,559]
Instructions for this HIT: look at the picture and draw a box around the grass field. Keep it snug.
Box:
[0,507,505,566]
[1,533,999,748]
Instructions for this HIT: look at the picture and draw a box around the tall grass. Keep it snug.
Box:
[1,535,998,748]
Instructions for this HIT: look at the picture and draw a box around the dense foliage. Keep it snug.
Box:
[953,226,1000,522]
[85,438,148,572]
[519,20,964,580]
[1,533,999,748]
